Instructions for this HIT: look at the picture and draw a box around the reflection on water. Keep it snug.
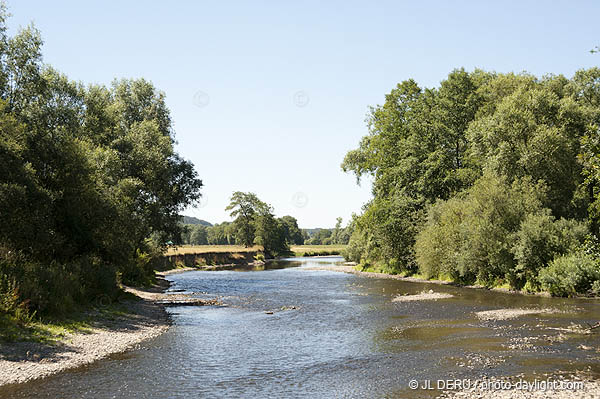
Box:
[2,256,600,399]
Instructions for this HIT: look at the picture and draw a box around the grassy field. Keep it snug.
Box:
[165,244,347,257]
[290,245,347,257]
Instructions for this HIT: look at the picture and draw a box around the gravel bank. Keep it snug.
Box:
[0,284,171,387]
[393,290,454,302]
[437,375,599,399]
[304,264,455,285]
[475,308,560,321]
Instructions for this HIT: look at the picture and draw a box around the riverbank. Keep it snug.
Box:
[308,263,559,297]
[305,263,456,285]
[0,281,172,387]
[437,374,600,398]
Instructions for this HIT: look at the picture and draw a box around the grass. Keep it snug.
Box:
[290,245,347,257]
[165,245,261,255]
[0,292,139,344]
[0,310,93,344]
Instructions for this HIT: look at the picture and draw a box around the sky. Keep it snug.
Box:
[7,1,600,228]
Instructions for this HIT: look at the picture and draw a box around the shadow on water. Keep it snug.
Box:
[2,256,600,399]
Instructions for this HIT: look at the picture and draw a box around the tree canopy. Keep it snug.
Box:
[343,68,600,296]
[0,6,202,318]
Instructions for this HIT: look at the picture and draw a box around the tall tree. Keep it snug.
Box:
[279,215,304,245]
[225,192,268,247]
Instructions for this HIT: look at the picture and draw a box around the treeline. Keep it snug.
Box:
[343,68,600,297]
[0,5,202,321]
[302,218,353,245]
[180,217,302,248]
[180,216,352,246]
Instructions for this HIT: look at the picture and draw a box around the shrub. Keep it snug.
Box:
[539,252,600,296]
[120,249,157,287]
[346,194,424,272]
[0,275,32,323]
[415,196,466,281]
[0,248,120,317]
[342,228,368,263]
[416,171,590,291]
[511,213,587,290]
[416,173,549,287]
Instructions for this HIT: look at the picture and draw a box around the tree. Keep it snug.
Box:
[254,208,290,258]
[225,192,268,247]
[467,77,587,219]
[279,215,304,245]
[0,3,203,316]
[343,68,599,292]
[207,222,234,245]
[190,225,208,245]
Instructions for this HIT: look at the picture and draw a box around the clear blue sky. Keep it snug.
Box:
[7,1,600,228]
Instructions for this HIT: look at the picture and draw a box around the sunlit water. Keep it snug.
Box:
[2,257,600,398]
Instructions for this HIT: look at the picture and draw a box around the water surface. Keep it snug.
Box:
[2,257,599,398]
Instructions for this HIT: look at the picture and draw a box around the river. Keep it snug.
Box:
[2,256,599,398]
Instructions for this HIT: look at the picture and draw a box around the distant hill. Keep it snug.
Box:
[181,215,212,226]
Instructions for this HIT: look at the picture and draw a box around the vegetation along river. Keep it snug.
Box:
[2,257,599,398]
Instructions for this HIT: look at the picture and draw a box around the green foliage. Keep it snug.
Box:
[254,208,290,258]
[467,77,586,218]
[279,216,304,245]
[415,173,587,289]
[226,192,268,247]
[342,227,368,264]
[206,222,235,245]
[539,252,600,297]
[119,241,162,287]
[301,220,353,246]
[344,67,600,295]
[304,229,332,245]
[0,274,32,324]
[224,192,290,257]
[330,217,353,245]
[344,194,425,273]
[512,214,587,290]
[188,225,209,245]
[0,4,203,320]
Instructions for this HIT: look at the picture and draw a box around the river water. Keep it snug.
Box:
[2,257,600,398]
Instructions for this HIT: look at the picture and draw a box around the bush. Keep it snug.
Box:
[0,275,31,323]
[416,173,590,291]
[345,194,424,273]
[415,196,466,281]
[0,248,120,317]
[511,213,587,290]
[120,249,159,287]
[342,228,368,263]
[416,173,549,286]
[539,252,600,296]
